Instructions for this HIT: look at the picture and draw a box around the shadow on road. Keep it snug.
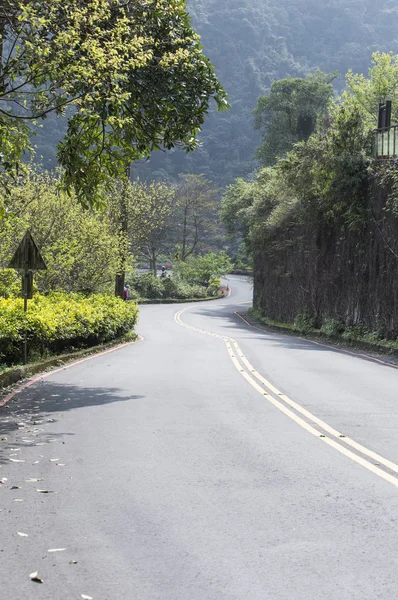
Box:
[0,381,143,465]
[186,306,398,368]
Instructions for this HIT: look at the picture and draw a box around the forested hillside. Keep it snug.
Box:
[36,0,398,185]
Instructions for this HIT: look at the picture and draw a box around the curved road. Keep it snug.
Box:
[1,276,398,599]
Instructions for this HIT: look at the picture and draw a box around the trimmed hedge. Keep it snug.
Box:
[0,293,138,366]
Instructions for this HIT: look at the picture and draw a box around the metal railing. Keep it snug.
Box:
[376,125,398,158]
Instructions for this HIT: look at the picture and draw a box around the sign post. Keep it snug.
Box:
[8,230,46,364]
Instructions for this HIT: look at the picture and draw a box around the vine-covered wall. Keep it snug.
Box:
[254,177,398,336]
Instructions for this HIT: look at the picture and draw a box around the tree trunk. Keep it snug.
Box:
[115,164,130,298]
[150,250,157,277]
[181,204,188,261]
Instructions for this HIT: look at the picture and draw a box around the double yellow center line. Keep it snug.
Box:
[175,306,398,489]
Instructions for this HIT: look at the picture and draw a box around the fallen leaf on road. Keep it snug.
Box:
[48,548,66,552]
[81,595,93,599]
[36,489,53,493]
[17,532,28,537]
[0,478,8,484]
[9,458,25,463]
[49,458,59,462]
[10,485,21,490]
[14,499,24,502]
[56,464,66,467]
[33,461,40,464]
[25,478,42,483]
[29,572,43,583]
[69,560,78,564]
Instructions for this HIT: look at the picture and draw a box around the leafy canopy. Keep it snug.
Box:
[253,71,336,166]
[222,54,398,255]
[175,251,231,285]
[0,0,227,208]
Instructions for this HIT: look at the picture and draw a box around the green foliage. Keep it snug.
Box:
[173,174,221,260]
[254,71,336,166]
[294,312,316,332]
[0,169,120,294]
[0,0,227,207]
[129,273,165,300]
[0,293,138,366]
[224,53,398,251]
[0,270,22,299]
[321,317,344,336]
[131,0,398,184]
[106,178,176,284]
[132,174,223,274]
[206,276,221,296]
[175,252,232,285]
[129,273,207,300]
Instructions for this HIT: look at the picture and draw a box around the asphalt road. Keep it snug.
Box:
[1,275,398,600]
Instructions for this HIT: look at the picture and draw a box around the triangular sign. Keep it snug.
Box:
[8,230,47,270]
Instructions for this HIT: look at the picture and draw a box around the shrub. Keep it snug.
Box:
[130,273,208,300]
[0,293,138,366]
[175,252,232,286]
[294,312,316,331]
[206,276,221,296]
[0,269,24,299]
[321,317,344,336]
[129,273,165,299]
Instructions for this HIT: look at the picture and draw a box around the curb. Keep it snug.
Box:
[0,334,142,403]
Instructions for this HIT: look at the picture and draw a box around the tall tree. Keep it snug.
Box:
[253,71,336,166]
[0,0,227,212]
[173,174,219,261]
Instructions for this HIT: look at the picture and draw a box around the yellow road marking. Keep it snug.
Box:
[174,306,398,488]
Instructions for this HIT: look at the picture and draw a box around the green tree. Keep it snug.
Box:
[175,252,232,286]
[129,183,176,277]
[0,0,227,212]
[173,174,220,261]
[0,169,120,294]
[253,71,336,166]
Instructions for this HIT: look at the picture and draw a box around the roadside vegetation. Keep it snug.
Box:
[0,169,231,367]
[221,53,398,341]
[129,253,232,301]
[250,309,398,355]
[0,0,230,370]
[0,293,138,368]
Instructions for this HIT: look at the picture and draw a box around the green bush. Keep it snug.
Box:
[175,252,232,286]
[130,273,208,300]
[129,273,165,299]
[0,293,138,366]
[321,317,344,337]
[206,276,221,296]
[0,269,24,299]
[294,312,316,332]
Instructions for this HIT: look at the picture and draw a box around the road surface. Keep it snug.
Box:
[1,275,398,600]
